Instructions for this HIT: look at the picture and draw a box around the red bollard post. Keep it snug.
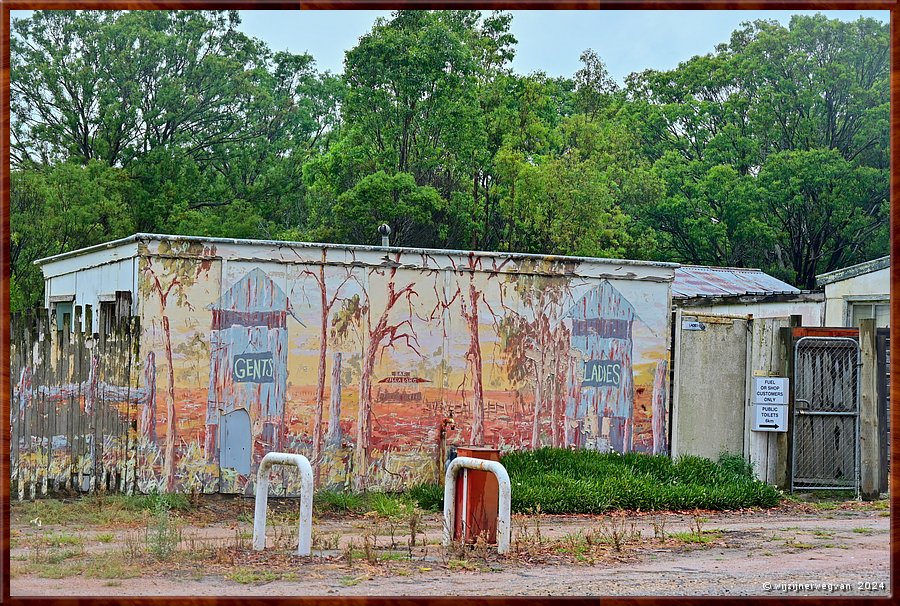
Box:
[453,446,501,544]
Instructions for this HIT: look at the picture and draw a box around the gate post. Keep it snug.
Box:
[859,319,879,500]
[253,452,313,556]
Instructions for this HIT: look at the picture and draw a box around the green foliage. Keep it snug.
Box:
[144,498,181,560]
[314,489,363,514]
[314,489,420,519]
[9,9,889,307]
[116,492,193,513]
[627,14,888,285]
[407,482,444,512]
[12,493,190,527]
[716,452,755,480]
[367,492,417,518]
[499,448,782,514]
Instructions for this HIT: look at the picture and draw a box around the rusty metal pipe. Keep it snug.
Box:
[442,456,511,555]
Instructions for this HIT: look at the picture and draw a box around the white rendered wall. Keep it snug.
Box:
[823,267,889,326]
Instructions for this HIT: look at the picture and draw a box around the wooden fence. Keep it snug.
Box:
[10,306,151,499]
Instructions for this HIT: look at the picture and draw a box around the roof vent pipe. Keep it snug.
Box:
[378,223,391,247]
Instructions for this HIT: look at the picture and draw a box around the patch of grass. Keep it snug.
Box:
[555,532,589,556]
[852,527,874,534]
[84,554,141,579]
[716,452,755,479]
[12,492,193,528]
[226,568,279,585]
[314,490,363,514]
[145,499,182,560]
[97,533,115,543]
[31,546,83,565]
[42,532,84,547]
[499,448,782,514]
[408,482,443,512]
[31,561,84,579]
[367,492,414,518]
[379,550,410,562]
[812,530,834,538]
[340,575,365,586]
[784,538,815,549]
[447,559,482,572]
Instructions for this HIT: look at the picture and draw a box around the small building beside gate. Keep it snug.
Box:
[816,256,890,328]
[29,233,677,494]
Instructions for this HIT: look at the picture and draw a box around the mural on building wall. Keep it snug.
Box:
[126,244,672,494]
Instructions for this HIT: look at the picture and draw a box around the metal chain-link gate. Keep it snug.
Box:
[791,337,860,494]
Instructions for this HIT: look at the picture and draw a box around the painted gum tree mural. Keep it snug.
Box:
[297,251,355,486]
[429,253,509,446]
[138,240,216,491]
[497,260,577,449]
[50,237,672,494]
[332,254,421,491]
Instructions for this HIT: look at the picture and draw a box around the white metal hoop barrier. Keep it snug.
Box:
[252,452,313,556]
[442,456,511,555]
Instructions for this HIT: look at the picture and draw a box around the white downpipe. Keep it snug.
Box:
[442,456,511,555]
[252,452,313,556]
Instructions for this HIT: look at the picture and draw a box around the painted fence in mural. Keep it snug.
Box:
[132,239,674,495]
[9,307,148,499]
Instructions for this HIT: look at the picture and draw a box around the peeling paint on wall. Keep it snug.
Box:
[28,236,676,494]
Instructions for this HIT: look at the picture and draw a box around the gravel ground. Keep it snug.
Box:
[10,498,891,597]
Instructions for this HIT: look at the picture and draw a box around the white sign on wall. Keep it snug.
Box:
[752,404,787,432]
[753,377,788,405]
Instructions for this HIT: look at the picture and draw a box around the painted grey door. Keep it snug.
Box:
[220,409,252,476]
[791,337,860,493]
[672,313,750,461]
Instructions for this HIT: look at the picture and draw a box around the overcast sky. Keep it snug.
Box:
[235,10,889,83]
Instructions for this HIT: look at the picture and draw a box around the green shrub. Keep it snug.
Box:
[497,448,782,514]
[407,483,443,512]
[367,492,413,518]
[716,452,755,479]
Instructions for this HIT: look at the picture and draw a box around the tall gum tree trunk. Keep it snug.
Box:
[354,347,377,492]
[312,270,328,486]
[326,352,343,448]
[531,372,542,448]
[162,315,177,492]
[467,280,485,446]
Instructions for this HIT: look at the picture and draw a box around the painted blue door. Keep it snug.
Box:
[220,409,252,476]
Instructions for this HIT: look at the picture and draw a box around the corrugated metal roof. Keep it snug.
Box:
[673,265,799,298]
